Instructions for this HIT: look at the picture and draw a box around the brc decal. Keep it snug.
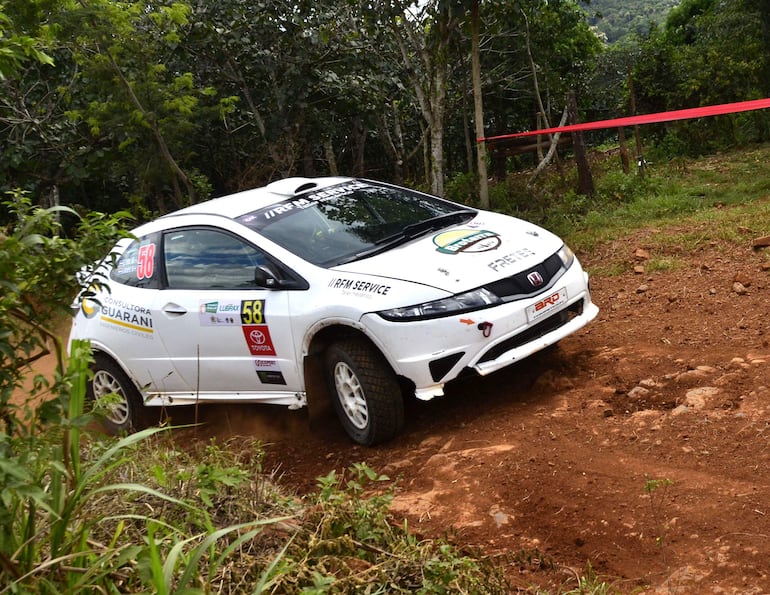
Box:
[534,292,562,313]
[527,287,568,322]
[242,325,276,356]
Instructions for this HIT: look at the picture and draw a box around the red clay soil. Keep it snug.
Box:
[192,223,770,594]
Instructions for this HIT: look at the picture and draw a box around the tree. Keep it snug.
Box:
[384,0,464,195]
[469,0,489,207]
[632,0,769,153]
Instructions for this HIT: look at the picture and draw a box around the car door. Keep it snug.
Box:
[149,226,302,400]
[89,232,191,395]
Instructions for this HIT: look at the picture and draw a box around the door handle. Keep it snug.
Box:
[162,303,187,316]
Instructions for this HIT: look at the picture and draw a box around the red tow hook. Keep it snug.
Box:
[478,321,493,338]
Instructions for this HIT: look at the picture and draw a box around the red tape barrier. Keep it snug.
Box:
[478,97,770,143]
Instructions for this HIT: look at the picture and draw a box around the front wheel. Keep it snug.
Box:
[324,338,404,445]
[89,355,149,434]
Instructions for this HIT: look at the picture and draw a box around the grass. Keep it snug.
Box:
[567,144,770,251]
[508,142,770,279]
[1,343,512,593]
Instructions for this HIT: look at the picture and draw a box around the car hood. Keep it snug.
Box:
[332,212,564,293]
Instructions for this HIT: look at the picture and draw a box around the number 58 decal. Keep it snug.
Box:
[240,299,266,324]
[137,243,156,280]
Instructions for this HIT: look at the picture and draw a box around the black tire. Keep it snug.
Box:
[324,338,404,446]
[88,354,148,435]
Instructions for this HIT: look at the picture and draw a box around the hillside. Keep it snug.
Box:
[582,0,681,43]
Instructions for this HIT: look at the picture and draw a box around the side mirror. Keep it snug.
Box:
[254,264,281,288]
[253,263,309,291]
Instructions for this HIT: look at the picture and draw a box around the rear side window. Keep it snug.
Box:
[111,235,160,288]
[163,228,266,289]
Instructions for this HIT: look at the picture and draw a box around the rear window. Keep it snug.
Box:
[111,235,160,288]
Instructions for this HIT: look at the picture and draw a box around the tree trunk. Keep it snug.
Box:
[390,8,457,196]
[324,139,339,176]
[527,106,568,187]
[378,110,404,183]
[352,117,367,177]
[567,90,594,196]
[471,0,489,208]
[522,7,559,170]
[618,124,630,174]
[462,88,474,174]
[627,55,645,178]
[759,0,770,96]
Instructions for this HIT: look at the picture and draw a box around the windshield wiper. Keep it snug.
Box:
[400,209,476,239]
[339,209,477,264]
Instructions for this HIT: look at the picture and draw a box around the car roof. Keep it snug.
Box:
[161,176,353,221]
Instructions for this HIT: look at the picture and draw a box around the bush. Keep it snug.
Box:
[0,189,130,434]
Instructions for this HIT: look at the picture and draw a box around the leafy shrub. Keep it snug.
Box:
[0,189,130,434]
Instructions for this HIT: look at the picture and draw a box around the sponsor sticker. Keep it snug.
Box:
[487,248,537,272]
[526,288,568,322]
[254,359,286,385]
[198,300,241,326]
[242,325,276,356]
[257,181,369,223]
[433,229,501,254]
[88,296,155,338]
[328,278,391,297]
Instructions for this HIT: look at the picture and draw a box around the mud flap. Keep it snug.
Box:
[303,353,343,440]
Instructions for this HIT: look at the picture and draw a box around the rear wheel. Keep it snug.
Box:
[89,355,148,434]
[325,338,404,445]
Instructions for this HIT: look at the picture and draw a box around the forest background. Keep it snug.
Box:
[2,0,770,220]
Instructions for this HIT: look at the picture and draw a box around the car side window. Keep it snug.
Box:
[163,228,267,290]
[111,235,161,288]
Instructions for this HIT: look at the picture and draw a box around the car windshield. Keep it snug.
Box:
[237,180,476,267]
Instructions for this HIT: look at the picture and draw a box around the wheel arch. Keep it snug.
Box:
[86,343,145,396]
[302,323,412,432]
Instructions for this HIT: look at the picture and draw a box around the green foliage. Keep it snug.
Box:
[561,562,622,594]
[586,0,680,43]
[267,462,511,593]
[0,7,54,79]
[629,0,769,153]
[0,190,130,434]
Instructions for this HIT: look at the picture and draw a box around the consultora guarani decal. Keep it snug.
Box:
[82,295,154,338]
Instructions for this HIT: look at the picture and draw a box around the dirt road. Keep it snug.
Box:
[192,223,770,593]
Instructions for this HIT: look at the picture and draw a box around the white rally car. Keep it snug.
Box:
[70,177,598,445]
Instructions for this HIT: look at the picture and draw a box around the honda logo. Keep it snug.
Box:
[527,271,544,287]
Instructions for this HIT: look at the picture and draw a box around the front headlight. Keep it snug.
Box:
[377,287,502,322]
[557,244,575,269]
